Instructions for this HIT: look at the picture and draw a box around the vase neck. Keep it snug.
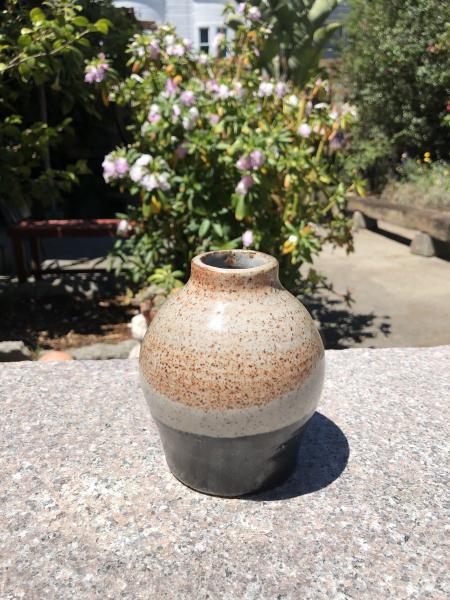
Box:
[189,250,280,290]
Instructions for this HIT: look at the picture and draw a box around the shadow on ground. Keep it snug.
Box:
[0,273,133,350]
[303,292,391,349]
[248,413,350,501]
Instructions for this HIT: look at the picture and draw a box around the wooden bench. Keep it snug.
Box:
[348,195,450,257]
[7,219,120,283]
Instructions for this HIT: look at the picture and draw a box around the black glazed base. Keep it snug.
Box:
[154,419,309,497]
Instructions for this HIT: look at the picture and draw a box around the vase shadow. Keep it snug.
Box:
[246,412,350,501]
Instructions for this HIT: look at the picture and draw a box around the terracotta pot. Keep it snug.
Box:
[140,250,324,496]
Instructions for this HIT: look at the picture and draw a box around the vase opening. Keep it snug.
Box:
[200,251,267,270]
[191,250,279,287]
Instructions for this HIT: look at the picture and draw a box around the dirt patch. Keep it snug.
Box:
[0,294,135,352]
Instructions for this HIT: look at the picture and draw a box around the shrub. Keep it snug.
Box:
[340,0,450,189]
[0,0,138,215]
[95,3,358,292]
[382,156,450,210]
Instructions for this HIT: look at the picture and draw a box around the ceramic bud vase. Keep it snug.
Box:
[140,250,324,497]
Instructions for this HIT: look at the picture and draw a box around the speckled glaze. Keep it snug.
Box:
[140,250,324,496]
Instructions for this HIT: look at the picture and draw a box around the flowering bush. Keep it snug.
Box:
[91,3,357,291]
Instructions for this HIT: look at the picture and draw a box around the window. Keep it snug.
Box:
[199,27,209,54]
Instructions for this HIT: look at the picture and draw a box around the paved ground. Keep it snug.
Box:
[310,222,450,348]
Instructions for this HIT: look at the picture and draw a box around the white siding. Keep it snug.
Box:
[192,0,226,47]
[113,0,227,46]
[165,0,194,39]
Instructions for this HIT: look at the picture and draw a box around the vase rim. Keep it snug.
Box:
[192,249,278,277]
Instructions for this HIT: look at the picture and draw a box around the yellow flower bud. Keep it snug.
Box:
[282,235,298,254]
[151,196,161,214]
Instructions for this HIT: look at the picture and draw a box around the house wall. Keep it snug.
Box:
[192,0,227,47]
[113,0,227,46]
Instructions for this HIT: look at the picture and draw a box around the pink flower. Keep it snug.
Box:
[275,82,287,98]
[102,157,116,181]
[84,62,109,84]
[250,150,265,169]
[180,90,196,106]
[165,78,178,96]
[209,114,220,125]
[298,123,312,138]
[182,107,199,130]
[148,40,160,60]
[114,157,129,176]
[172,104,181,119]
[236,175,254,196]
[135,154,152,167]
[258,82,274,97]
[129,154,152,183]
[236,155,252,170]
[237,2,246,15]
[84,67,97,84]
[248,6,261,20]
[116,219,129,237]
[242,230,253,247]
[175,144,188,159]
[233,81,244,99]
[167,44,185,57]
[206,79,220,94]
[148,104,161,123]
[183,38,193,50]
[216,84,231,100]
[142,174,159,191]
[158,172,171,191]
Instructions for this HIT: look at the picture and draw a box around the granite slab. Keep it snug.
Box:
[0,347,449,599]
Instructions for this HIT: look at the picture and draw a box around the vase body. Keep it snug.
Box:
[140,250,324,496]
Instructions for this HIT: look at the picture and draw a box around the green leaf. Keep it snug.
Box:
[212,223,223,237]
[235,195,246,220]
[29,7,45,23]
[18,63,31,78]
[199,218,211,237]
[95,18,111,34]
[73,16,89,27]
[18,35,32,47]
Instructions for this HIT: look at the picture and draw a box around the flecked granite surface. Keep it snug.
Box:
[0,347,449,599]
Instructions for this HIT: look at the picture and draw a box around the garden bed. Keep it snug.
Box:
[0,291,133,354]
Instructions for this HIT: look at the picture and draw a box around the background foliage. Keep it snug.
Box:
[0,0,138,219]
[235,0,343,87]
[340,0,450,190]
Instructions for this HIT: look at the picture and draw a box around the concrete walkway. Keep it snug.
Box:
[310,223,450,348]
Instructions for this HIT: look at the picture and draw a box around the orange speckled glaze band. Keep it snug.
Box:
[140,250,324,438]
